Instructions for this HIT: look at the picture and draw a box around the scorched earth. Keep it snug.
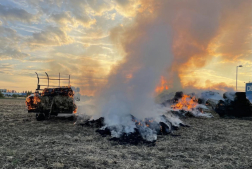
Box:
[0,98,252,169]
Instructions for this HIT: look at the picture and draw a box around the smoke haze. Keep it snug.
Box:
[82,0,252,138]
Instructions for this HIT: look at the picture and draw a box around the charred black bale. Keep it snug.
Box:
[96,127,111,137]
[161,91,184,106]
[198,98,204,104]
[85,117,104,128]
[215,92,252,117]
[173,91,183,102]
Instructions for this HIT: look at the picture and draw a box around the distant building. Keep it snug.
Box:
[0,89,7,93]
[0,89,26,97]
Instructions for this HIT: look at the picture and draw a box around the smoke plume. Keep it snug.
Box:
[87,0,251,139]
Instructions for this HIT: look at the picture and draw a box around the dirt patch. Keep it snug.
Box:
[0,99,252,169]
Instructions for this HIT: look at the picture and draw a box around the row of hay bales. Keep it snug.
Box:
[214,92,252,117]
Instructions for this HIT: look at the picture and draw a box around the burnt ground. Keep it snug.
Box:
[0,99,252,169]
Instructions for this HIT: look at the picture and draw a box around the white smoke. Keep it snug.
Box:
[224,92,236,101]
[89,20,176,141]
[197,91,224,103]
[83,0,250,141]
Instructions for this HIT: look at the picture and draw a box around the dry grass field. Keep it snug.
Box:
[1,98,252,169]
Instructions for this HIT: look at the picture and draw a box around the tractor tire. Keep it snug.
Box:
[36,113,45,121]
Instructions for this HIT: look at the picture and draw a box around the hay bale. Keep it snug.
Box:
[215,92,252,117]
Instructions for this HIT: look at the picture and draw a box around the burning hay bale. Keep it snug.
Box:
[163,92,213,118]
[80,91,219,145]
[26,86,77,120]
[215,92,252,117]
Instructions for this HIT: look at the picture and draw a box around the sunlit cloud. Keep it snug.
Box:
[26,26,73,48]
[0,0,251,95]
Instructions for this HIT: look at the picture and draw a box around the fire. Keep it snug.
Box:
[171,94,198,111]
[25,97,31,109]
[33,94,41,104]
[73,107,78,114]
[155,76,169,93]
[25,93,41,110]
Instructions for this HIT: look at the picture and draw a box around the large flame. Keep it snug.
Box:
[171,94,198,111]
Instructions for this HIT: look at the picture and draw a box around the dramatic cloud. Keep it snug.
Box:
[49,11,75,27]
[114,0,141,17]
[183,79,235,92]
[65,0,97,28]
[0,4,38,23]
[0,24,29,60]
[86,0,114,15]
[0,0,251,95]
[26,26,73,48]
[49,11,96,30]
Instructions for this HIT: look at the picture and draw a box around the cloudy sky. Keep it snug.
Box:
[0,0,251,95]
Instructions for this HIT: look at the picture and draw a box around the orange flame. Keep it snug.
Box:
[171,95,198,111]
[25,93,41,110]
[155,76,169,93]
[73,106,78,114]
[33,94,41,104]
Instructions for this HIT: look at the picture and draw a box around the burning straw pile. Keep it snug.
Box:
[84,114,188,145]
[79,91,213,145]
[163,92,213,118]
[78,91,252,145]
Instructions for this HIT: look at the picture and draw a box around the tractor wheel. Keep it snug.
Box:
[36,113,45,121]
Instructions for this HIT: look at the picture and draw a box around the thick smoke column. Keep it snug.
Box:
[93,16,174,136]
[89,0,251,139]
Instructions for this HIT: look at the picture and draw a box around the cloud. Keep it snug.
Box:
[42,54,109,95]
[22,57,54,63]
[0,63,13,74]
[49,11,96,30]
[184,79,235,92]
[86,0,114,15]
[0,4,38,23]
[0,25,29,60]
[64,0,97,28]
[114,0,141,17]
[0,48,29,60]
[50,11,75,27]
[26,26,73,48]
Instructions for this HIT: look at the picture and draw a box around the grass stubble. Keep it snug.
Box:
[0,99,252,169]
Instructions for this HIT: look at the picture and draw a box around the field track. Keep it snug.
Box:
[1,99,252,169]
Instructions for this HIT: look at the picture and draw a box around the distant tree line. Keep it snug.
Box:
[12,94,18,98]
[23,91,33,94]
[0,90,33,98]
